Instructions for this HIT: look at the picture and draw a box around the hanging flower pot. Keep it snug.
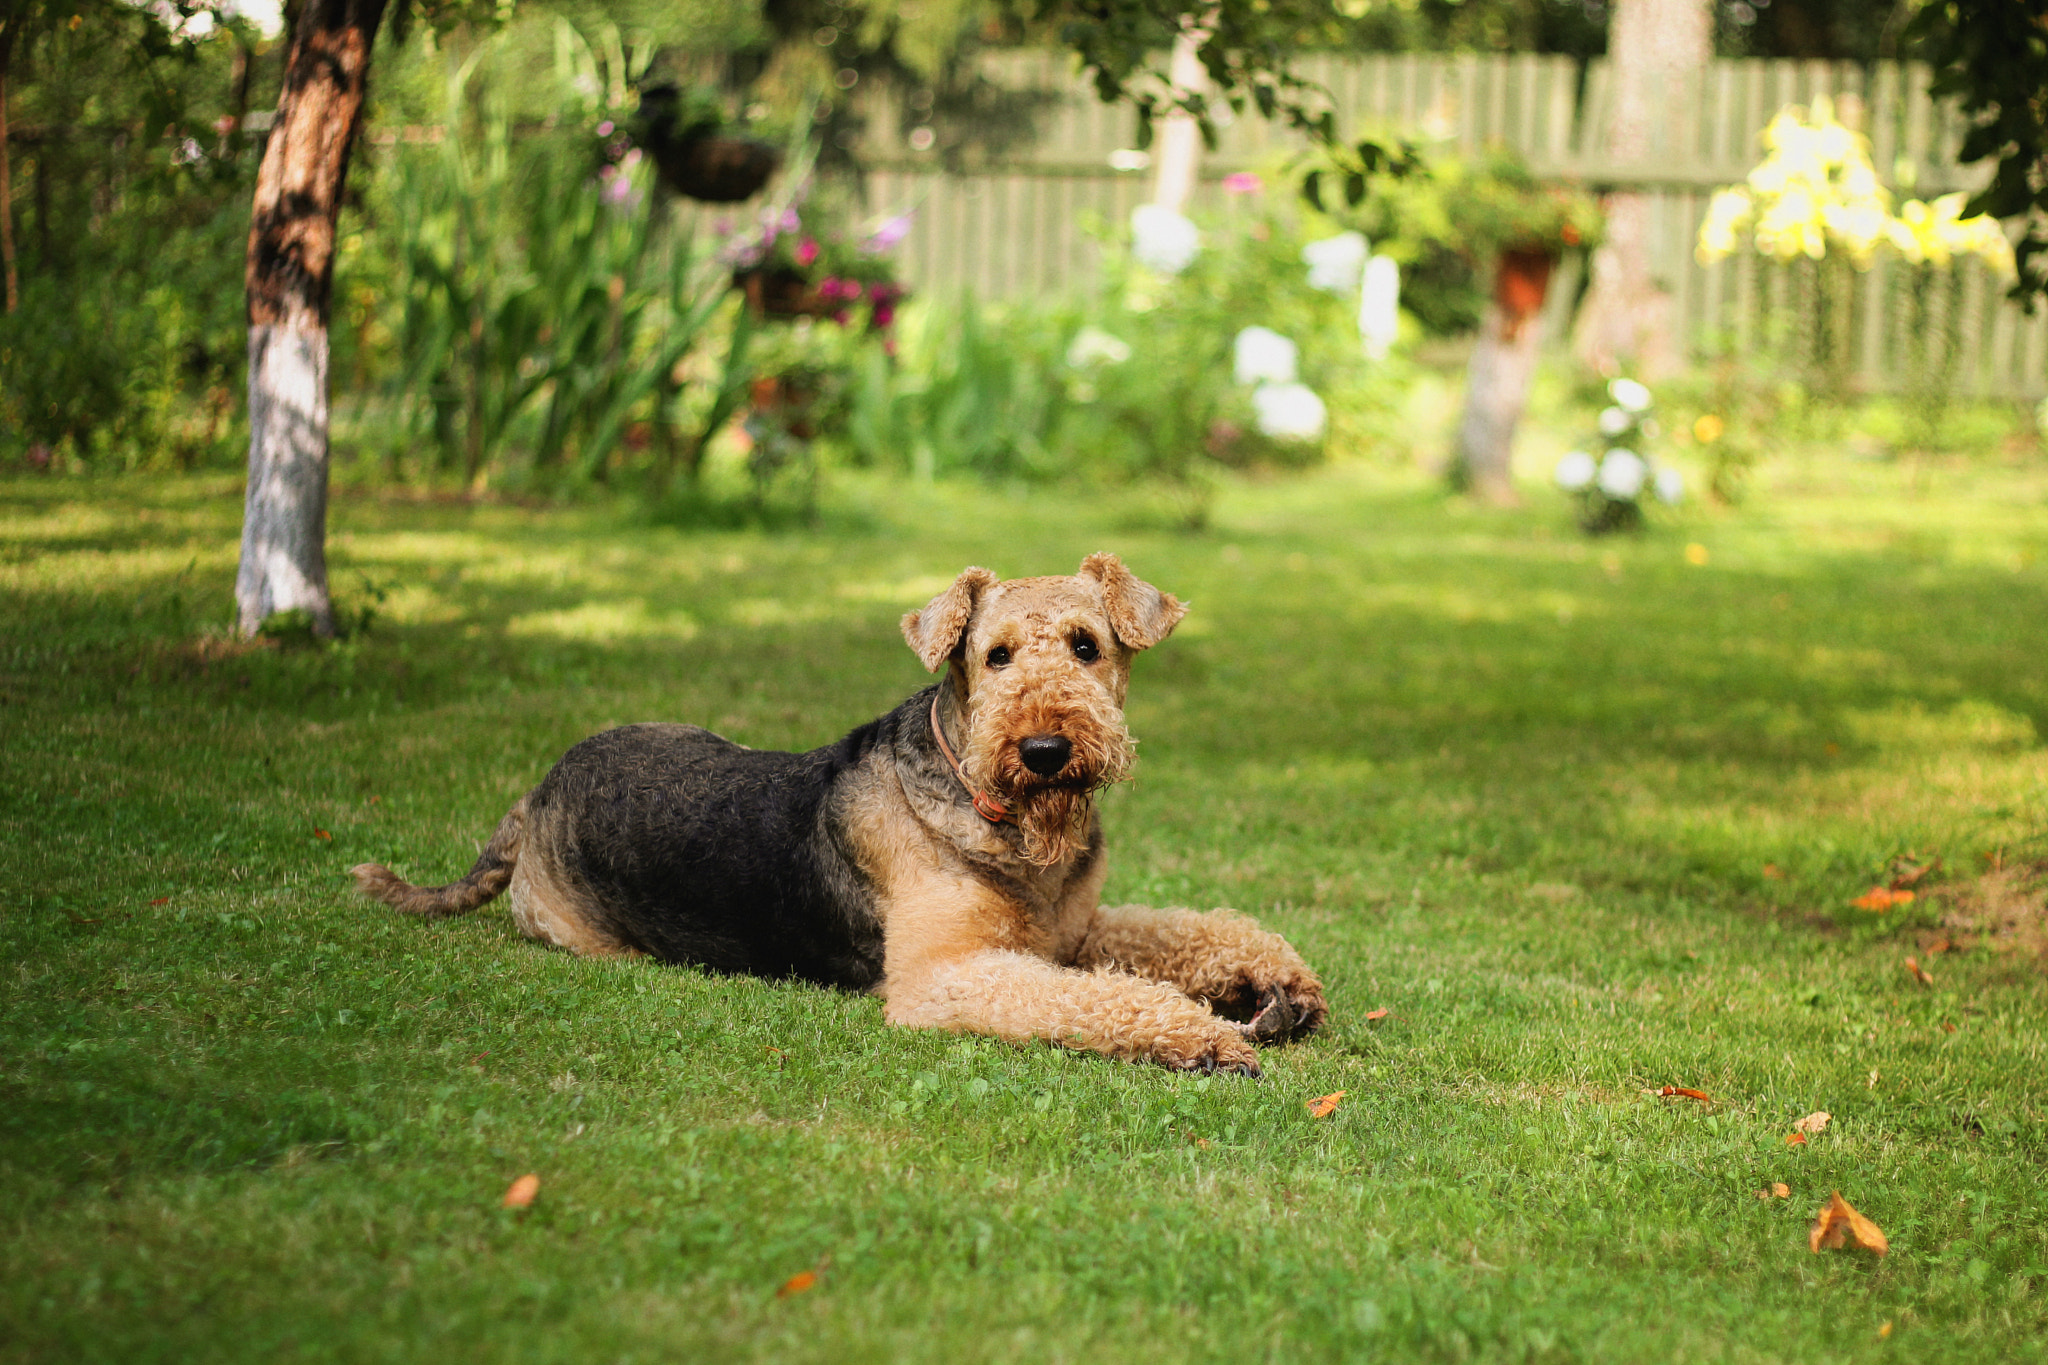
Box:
[733,267,833,319]
[633,85,779,203]
[651,131,779,203]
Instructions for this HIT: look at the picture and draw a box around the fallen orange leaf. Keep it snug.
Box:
[1809,1191,1887,1257]
[149,897,169,906]
[1306,1091,1347,1118]
[1878,1321,1893,1339]
[777,1270,818,1298]
[1785,1131,1808,1146]
[1762,863,1786,880]
[1364,1008,1392,1022]
[314,828,332,841]
[1853,886,1914,912]
[1774,1182,1791,1198]
[1659,1086,1711,1103]
[1904,956,1934,986]
[1942,1021,1957,1034]
[502,1173,539,1209]
[1792,1111,1831,1136]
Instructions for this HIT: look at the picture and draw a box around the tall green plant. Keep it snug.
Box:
[368,23,727,489]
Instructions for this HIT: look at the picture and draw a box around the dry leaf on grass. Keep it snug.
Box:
[1364,1009,1392,1022]
[1810,1192,1887,1256]
[1792,1111,1831,1136]
[1659,1086,1711,1103]
[1763,863,1786,880]
[1785,1131,1808,1146]
[1755,1183,1792,1200]
[1853,886,1914,912]
[314,828,332,842]
[1306,1091,1347,1118]
[149,897,169,906]
[502,1173,539,1209]
[1904,956,1934,986]
[776,1271,818,1298]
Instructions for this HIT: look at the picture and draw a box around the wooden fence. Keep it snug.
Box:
[858,53,2047,400]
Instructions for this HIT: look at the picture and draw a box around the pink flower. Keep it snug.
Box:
[796,237,820,267]
[596,120,615,136]
[1222,172,1262,195]
[862,213,913,253]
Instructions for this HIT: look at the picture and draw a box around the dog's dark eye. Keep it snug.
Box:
[985,645,1011,668]
[1072,635,1100,663]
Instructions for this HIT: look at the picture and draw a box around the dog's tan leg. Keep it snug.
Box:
[1069,905,1327,1042]
[883,949,1261,1074]
[877,874,1260,1074]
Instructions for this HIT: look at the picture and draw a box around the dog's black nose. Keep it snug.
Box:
[1018,734,1072,776]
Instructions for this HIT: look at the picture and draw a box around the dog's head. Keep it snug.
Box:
[902,553,1185,864]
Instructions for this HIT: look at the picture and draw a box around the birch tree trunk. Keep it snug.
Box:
[1571,0,1711,379]
[1453,248,1554,503]
[1149,23,1207,212]
[236,0,386,638]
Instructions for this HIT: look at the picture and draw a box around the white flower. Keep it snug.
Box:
[1251,382,1327,441]
[1233,327,1299,385]
[1598,449,1647,499]
[1301,232,1368,294]
[1359,255,1401,361]
[1654,466,1685,504]
[1598,406,1633,437]
[1609,377,1652,412]
[1554,450,1597,490]
[1107,149,1152,172]
[1066,326,1132,370]
[1130,204,1200,274]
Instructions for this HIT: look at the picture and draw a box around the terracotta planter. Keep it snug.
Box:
[1492,246,1557,340]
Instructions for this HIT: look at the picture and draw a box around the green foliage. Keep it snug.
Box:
[0,4,256,468]
[351,24,728,489]
[846,209,1410,522]
[5,452,2048,1359]
[1908,0,2048,307]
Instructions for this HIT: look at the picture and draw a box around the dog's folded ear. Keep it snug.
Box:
[902,566,998,671]
[1078,552,1187,650]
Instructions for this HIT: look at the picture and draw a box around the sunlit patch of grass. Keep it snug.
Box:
[2,441,2046,1363]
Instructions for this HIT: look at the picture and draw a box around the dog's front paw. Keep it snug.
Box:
[1240,977,1328,1044]
[1156,1026,1262,1078]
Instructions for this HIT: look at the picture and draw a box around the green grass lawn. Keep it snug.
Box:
[4,448,2047,1363]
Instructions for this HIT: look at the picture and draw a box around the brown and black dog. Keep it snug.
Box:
[354,553,1326,1074]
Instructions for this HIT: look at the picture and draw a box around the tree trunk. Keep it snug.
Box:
[1149,23,1207,213]
[1,31,19,315]
[1571,0,1710,379]
[236,0,386,639]
[1454,248,1554,503]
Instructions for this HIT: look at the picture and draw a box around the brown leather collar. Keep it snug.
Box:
[929,693,1011,824]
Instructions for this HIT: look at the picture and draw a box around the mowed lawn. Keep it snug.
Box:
[3,453,2046,1364]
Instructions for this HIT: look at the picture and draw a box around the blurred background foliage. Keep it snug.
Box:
[0,0,2035,511]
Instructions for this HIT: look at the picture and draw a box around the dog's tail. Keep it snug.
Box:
[352,798,525,919]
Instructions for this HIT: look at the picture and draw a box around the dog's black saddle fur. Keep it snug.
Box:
[523,690,947,989]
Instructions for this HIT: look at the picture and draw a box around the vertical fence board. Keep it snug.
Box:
[864,54,2045,398]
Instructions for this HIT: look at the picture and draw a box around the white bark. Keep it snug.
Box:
[1572,0,1712,378]
[1149,26,1207,213]
[237,320,336,636]
[1454,300,1544,504]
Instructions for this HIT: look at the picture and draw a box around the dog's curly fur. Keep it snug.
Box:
[354,553,1326,1074]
